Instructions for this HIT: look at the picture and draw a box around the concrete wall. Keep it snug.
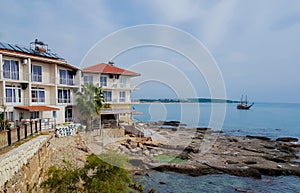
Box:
[0,135,50,193]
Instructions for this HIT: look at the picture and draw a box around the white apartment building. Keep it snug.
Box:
[81,62,140,124]
[0,40,80,126]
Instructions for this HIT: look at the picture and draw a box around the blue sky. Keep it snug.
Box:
[1,0,300,103]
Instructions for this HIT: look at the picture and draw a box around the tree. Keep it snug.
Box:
[76,83,104,131]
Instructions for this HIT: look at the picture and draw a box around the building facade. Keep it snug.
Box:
[0,40,80,126]
[81,62,140,125]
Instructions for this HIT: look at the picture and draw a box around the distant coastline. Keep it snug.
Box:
[132,98,239,104]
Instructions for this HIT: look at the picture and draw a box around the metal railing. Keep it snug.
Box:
[0,119,55,149]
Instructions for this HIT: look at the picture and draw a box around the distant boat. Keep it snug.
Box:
[237,95,254,110]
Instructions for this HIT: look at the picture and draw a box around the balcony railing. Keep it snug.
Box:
[59,78,76,86]
[57,98,74,105]
[31,74,42,82]
[100,108,132,115]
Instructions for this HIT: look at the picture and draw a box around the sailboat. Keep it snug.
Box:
[237,95,254,110]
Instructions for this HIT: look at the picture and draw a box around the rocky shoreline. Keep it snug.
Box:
[104,122,300,179]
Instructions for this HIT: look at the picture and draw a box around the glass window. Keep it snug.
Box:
[52,111,57,118]
[32,65,42,82]
[65,108,73,122]
[31,87,45,103]
[58,89,71,103]
[103,91,112,102]
[67,71,74,85]
[5,112,14,121]
[100,76,107,87]
[119,91,126,102]
[30,111,39,119]
[5,85,21,103]
[119,77,127,88]
[59,69,67,84]
[84,75,93,84]
[3,60,19,80]
[60,69,74,85]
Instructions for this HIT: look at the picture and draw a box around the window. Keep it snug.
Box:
[65,108,73,122]
[119,77,127,88]
[32,65,42,82]
[31,87,45,103]
[30,111,39,119]
[100,76,107,87]
[103,91,112,102]
[3,60,19,80]
[58,89,71,103]
[5,85,21,103]
[119,91,126,102]
[5,112,14,121]
[83,75,93,84]
[52,111,57,118]
[59,69,74,85]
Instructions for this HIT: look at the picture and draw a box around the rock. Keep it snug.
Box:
[225,160,239,164]
[246,135,271,141]
[143,150,150,156]
[243,160,257,165]
[131,149,138,153]
[148,188,158,193]
[276,137,298,142]
[196,127,211,132]
[228,138,238,142]
[129,159,144,167]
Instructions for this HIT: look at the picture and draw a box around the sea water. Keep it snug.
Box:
[132,102,300,192]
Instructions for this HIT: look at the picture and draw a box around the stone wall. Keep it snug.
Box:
[102,128,125,138]
[0,130,8,149]
[0,135,51,193]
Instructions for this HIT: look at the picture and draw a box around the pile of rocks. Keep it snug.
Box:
[118,138,164,158]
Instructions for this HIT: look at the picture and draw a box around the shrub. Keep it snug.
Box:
[41,154,134,193]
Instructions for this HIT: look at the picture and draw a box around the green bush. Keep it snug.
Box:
[41,153,135,193]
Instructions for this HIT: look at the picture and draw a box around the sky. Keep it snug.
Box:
[0,0,300,103]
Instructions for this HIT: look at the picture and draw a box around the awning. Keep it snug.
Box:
[14,105,59,112]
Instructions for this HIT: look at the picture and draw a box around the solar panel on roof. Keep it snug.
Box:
[0,41,63,60]
[0,42,11,50]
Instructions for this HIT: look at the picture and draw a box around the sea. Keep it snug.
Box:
[132,102,300,193]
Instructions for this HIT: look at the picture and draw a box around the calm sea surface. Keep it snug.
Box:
[132,102,300,192]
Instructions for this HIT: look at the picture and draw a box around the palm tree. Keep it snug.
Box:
[75,83,104,132]
[94,86,104,135]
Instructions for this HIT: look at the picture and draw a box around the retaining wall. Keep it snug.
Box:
[0,135,50,193]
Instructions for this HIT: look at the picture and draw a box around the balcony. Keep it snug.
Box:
[59,78,79,86]
[0,97,31,106]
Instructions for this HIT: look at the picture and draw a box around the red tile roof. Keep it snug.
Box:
[82,63,140,76]
[14,106,59,111]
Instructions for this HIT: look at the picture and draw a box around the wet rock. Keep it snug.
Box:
[276,137,298,142]
[246,135,271,141]
[129,159,144,167]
